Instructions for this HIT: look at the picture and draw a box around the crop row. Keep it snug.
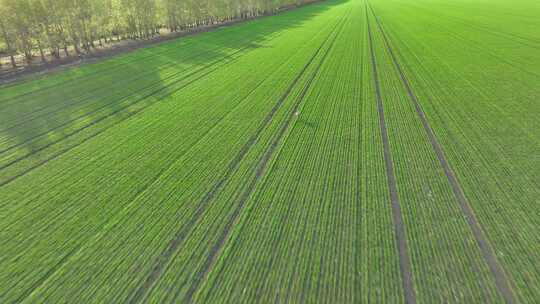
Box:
[1,0,537,302]
[366,1,512,302]
[0,1,347,302]
[0,7,320,184]
[368,0,539,301]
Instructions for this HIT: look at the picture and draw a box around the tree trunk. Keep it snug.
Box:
[39,48,46,62]
[37,39,46,63]
[10,54,16,68]
[0,22,16,68]
[25,51,33,64]
[52,48,60,59]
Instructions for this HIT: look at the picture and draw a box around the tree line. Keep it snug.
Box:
[0,0,317,68]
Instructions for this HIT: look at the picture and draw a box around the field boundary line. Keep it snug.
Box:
[365,4,416,304]
[0,46,252,188]
[127,15,345,304]
[367,2,516,303]
[181,8,350,303]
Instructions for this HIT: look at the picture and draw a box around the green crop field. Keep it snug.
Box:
[0,0,539,302]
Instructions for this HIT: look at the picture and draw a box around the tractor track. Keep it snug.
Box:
[367,2,516,303]
[12,244,82,303]
[10,51,294,303]
[127,13,347,304]
[182,9,349,304]
[365,4,416,304]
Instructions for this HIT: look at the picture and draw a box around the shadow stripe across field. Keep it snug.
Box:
[13,42,289,304]
[0,5,306,103]
[0,44,251,137]
[0,46,250,187]
[0,49,241,155]
[0,19,296,133]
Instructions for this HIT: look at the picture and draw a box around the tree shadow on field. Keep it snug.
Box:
[0,0,346,183]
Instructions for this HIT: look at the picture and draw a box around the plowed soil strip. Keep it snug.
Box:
[128,18,344,304]
[367,3,516,303]
[181,10,349,304]
[365,6,416,304]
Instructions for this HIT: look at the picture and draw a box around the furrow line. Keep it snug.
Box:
[182,9,349,303]
[365,4,416,304]
[1,64,205,155]
[127,16,344,304]
[367,2,516,303]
